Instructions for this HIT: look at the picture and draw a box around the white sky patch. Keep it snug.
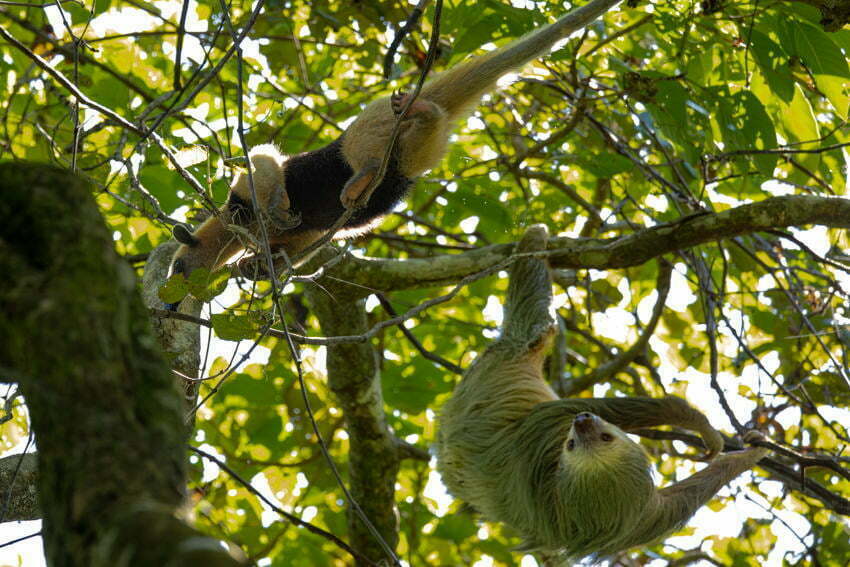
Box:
[761,179,796,196]
[197,443,224,482]
[520,555,539,567]
[250,471,285,527]
[472,554,495,567]
[480,145,499,161]
[290,472,309,499]
[301,346,328,376]
[301,506,318,523]
[460,216,480,233]
[565,214,586,237]
[82,107,102,129]
[496,72,520,89]
[195,284,272,380]
[482,295,504,326]
[644,193,668,213]
[636,289,659,322]
[817,405,850,426]
[364,294,380,312]
[588,269,608,281]
[424,468,452,517]
[43,6,68,39]
[172,126,201,144]
[466,115,486,130]
[788,225,830,256]
[666,266,697,311]
[774,405,802,430]
[0,520,44,567]
[616,277,633,309]
[87,7,162,36]
[756,273,776,294]
[591,308,634,344]
[706,184,747,207]
[239,37,269,69]
[552,291,569,310]
[182,103,210,123]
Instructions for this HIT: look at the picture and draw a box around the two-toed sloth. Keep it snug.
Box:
[168,0,623,283]
[435,225,769,560]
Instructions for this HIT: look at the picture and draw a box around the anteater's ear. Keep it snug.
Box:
[172,224,200,247]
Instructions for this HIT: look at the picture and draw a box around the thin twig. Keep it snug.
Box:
[383,0,433,79]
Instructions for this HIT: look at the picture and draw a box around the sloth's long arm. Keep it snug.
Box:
[626,439,768,546]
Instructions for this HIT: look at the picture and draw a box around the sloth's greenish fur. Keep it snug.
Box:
[436,225,768,560]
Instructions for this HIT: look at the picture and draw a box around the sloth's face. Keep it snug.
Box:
[562,412,650,473]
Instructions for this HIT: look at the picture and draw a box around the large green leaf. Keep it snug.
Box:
[793,23,850,120]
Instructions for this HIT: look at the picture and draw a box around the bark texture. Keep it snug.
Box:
[302,195,850,301]
[141,240,203,409]
[0,453,39,521]
[0,163,241,566]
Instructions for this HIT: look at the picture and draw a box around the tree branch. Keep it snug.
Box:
[304,195,850,300]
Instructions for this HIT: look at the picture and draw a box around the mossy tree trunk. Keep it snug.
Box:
[305,287,402,567]
[0,163,241,567]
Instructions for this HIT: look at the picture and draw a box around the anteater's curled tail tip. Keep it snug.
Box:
[516,224,549,254]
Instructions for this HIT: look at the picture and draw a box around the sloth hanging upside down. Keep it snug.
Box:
[435,225,769,560]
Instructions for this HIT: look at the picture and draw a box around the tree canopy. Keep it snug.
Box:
[1,0,849,566]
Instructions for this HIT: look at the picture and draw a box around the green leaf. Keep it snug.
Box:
[575,152,633,178]
[782,85,820,143]
[715,91,777,176]
[817,520,850,563]
[158,273,189,304]
[433,514,478,543]
[794,23,850,120]
[186,267,230,302]
[646,81,705,165]
[589,279,623,310]
[738,92,778,176]
[210,312,261,341]
[748,30,794,102]
[806,372,850,406]
[138,165,186,213]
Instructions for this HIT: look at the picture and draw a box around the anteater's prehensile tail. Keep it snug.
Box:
[421,0,622,121]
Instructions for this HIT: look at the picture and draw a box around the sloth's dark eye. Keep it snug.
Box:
[566,439,576,451]
[600,433,614,442]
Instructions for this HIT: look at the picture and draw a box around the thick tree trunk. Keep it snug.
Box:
[305,288,401,566]
[0,163,241,566]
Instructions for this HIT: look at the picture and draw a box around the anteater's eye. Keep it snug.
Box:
[600,433,614,442]
[566,439,576,451]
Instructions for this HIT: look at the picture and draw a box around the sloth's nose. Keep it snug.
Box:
[573,412,596,433]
